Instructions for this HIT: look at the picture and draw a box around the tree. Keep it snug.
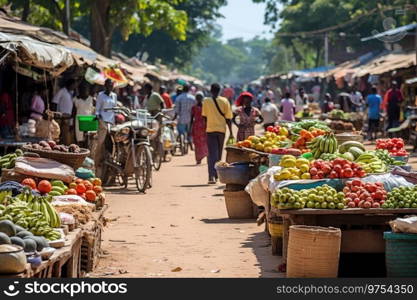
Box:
[254,0,416,71]
[89,0,188,56]
[111,0,226,68]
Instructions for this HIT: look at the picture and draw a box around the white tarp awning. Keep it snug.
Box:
[0,32,74,75]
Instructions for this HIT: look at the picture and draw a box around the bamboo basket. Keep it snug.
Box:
[22,145,90,170]
[223,190,254,219]
[287,225,341,278]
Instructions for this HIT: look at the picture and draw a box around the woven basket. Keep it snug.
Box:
[22,145,90,170]
[287,225,341,278]
[335,133,364,145]
[223,190,254,219]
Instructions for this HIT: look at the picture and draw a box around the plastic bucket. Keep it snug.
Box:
[384,232,417,277]
[78,115,98,132]
[216,162,252,185]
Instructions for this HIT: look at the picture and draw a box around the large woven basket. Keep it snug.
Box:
[223,190,254,219]
[287,225,341,278]
[22,145,90,170]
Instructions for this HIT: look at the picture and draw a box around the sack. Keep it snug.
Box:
[14,157,75,183]
[35,119,60,140]
[390,216,417,234]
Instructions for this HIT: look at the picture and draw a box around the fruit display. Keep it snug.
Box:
[342,179,387,208]
[307,133,338,159]
[67,177,102,202]
[329,109,350,120]
[274,156,311,180]
[355,152,388,174]
[15,188,61,228]
[374,149,404,166]
[376,138,408,157]
[269,148,302,156]
[0,149,23,169]
[236,130,290,153]
[338,141,366,158]
[25,140,82,153]
[289,120,330,135]
[293,129,326,152]
[271,185,345,210]
[385,186,417,208]
[0,191,61,241]
[0,219,50,252]
[309,158,366,179]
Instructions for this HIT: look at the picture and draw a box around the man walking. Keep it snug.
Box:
[143,83,164,116]
[202,83,233,184]
[261,97,279,130]
[95,79,117,178]
[366,86,382,140]
[174,85,196,146]
[383,81,403,129]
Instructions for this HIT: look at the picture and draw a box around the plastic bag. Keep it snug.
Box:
[390,216,417,234]
[361,173,413,192]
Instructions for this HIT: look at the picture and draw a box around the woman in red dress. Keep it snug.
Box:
[233,92,262,141]
[190,92,208,164]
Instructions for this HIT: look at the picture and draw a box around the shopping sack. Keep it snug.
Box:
[390,216,417,234]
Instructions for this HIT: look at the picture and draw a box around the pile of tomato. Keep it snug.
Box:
[309,158,366,179]
[343,179,387,208]
[376,138,408,156]
[66,178,102,202]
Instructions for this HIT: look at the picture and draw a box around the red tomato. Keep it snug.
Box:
[329,171,338,179]
[85,190,96,202]
[38,180,52,194]
[347,202,356,208]
[343,168,354,178]
[76,184,86,194]
[310,167,318,176]
[22,178,37,189]
[66,188,77,195]
[333,165,342,174]
[343,187,350,194]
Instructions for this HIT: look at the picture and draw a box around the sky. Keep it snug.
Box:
[217,0,274,41]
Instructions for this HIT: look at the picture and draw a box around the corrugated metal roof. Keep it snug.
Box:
[361,23,417,42]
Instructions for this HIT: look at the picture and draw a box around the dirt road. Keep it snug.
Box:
[92,152,282,278]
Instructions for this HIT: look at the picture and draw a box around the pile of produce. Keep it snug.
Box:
[293,129,326,152]
[271,185,345,210]
[0,149,23,169]
[0,219,50,253]
[309,158,365,179]
[338,141,366,159]
[329,120,355,131]
[289,120,330,135]
[355,152,388,174]
[21,177,102,203]
[25,140,83,153]
[329,109,350,120]
[0,191,61,241]
[374,149,404,166]
[307,132,338,158]
[385,186,417,209]
[342,179,387,208]
[274,156,311,180]
[376,138,408,157]
[235,128,290,153]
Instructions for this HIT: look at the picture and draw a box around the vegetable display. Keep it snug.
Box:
[25,140,82,153]
[309,158,365,179]
[274,156,311,180]
[271,185,345,210]
[385,186,417,209]
[342,180,387,208]
[0,149,23,169]
[376,138,408,157]
[307,133,338,159]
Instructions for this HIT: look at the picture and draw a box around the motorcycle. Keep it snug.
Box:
[101,107,155,193]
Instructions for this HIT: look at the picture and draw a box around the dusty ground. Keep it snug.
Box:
[91,150,282,278]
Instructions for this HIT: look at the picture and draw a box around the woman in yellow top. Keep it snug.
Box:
[202,83,234,184]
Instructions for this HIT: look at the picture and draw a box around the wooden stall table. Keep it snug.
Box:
[272,207,417,262]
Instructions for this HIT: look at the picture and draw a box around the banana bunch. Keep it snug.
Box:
[0,149,23,169]
[16,189,61,228]
[0,198,61,240]
[307,133,338,159]
[355,152,388,174]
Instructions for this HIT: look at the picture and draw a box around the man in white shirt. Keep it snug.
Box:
[261,97,279,131]
[95,79,117,178]
[295,88,308,112]
[52,79,77,145]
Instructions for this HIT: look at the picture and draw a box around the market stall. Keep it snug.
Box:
[0,140,106,278]
[232,120,417,277]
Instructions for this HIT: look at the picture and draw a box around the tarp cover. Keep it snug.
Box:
[0,32,73,75]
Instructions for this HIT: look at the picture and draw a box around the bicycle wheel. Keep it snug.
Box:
[152,141,163,171]
[134,145,152,193]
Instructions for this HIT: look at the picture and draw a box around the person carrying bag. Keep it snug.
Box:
[202,83,234,184]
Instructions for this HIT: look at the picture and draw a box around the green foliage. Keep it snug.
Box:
[254,0,417,73]
[188,34,271,83]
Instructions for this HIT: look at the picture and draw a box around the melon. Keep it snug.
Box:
[348,147,364,159]
[10,237,25,248]
[0,220,16,237]
[23,239,37,252]
[14,225,25,233]
[0,232,11,245]
[16,230,33,239]
[25,236,47,251]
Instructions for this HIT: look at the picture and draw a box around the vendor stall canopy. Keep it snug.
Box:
[0,11,202,85]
